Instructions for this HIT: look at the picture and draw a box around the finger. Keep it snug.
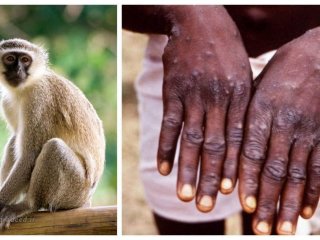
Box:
[177,103,204,201]
[157,95,183,176]
[253,128,293,235]
[196,105,227,212]
[277,140,310,235]
[301,144,320,219]
[239,101,272,213]
[221,82,250,194]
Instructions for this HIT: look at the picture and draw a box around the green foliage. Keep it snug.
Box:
[0,5,117,205]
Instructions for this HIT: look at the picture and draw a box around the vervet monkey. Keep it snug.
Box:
[0,39,105,229]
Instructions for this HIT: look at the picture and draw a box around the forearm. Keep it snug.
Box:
[0,136,16,184]
[0,162,31,203]
[122,5,229,35]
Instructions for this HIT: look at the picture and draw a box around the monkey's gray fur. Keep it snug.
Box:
[0,38,105,229]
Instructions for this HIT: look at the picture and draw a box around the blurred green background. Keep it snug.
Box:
[0,6,117,206]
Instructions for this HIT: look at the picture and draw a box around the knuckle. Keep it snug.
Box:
[227,126,243,146]
[182,129,204,146]
[207,78,229,103]
[223,158,237,172]
[282,200,301,213]
[162,114,181,129]
[243,141,266,163]
[209,78,224,94]
[232,82,249,100]
[263,158,287,182]
[199,173,220,191]
[243,177,258,191]
[274,108,300,131]
[203,137,226,156]
[310,161,320,177]
[288,166,306,183]
[258,198,277,215]
[180,71,202,93]
[305,185,319,198]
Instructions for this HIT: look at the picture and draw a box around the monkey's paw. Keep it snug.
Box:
[0,204,24,230]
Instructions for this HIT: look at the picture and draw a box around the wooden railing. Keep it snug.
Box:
[0,206,117,235]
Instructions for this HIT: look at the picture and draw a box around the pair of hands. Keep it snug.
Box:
[156,6,320,235]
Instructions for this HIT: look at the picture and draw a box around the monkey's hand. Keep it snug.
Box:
[0,204,17,230]
[0,203,30,230]
[157,6,252,212]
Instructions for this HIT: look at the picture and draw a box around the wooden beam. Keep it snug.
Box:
[0,206,117,235]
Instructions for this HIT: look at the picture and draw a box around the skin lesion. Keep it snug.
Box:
[238,27,320,234]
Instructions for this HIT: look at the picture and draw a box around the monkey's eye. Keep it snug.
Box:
[3,55,16,64]
[20,55,31,65]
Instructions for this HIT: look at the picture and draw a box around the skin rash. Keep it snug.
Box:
[123,5,320,235]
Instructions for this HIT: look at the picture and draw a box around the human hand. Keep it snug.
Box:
[239,27,320,234]
[157,6,252,212]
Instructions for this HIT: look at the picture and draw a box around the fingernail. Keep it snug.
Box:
[180,184,194,199]
[245,196,256,210]
[256,221,269,234]
[221,178,233,191]
[159,161,170,175]
[198,195,213,212]
[280,221,293,234]
[302,206,313,218]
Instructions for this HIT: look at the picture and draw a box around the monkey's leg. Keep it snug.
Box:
[0,138,91,229]
[0,136,16,185]
[27,138,90,210]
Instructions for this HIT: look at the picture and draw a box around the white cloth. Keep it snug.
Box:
[135,34,275,222]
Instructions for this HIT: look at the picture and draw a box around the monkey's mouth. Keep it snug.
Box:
[3,72,28,87]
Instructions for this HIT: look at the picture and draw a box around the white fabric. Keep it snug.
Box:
[135,34,273,222]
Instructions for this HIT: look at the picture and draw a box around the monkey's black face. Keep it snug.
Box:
[1,52,32,87]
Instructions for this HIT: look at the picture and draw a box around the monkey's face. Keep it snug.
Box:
[0,39,48,90]
[1,52,32,87]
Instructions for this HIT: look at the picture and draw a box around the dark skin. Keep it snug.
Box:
[124,5,252,211]
[240,27,320,234]
[123,5,320,234]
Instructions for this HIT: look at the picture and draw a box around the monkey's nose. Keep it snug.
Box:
[16,66,27,80]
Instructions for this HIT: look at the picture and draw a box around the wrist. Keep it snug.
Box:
[122,5,233,36]
[163,6,235,37]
